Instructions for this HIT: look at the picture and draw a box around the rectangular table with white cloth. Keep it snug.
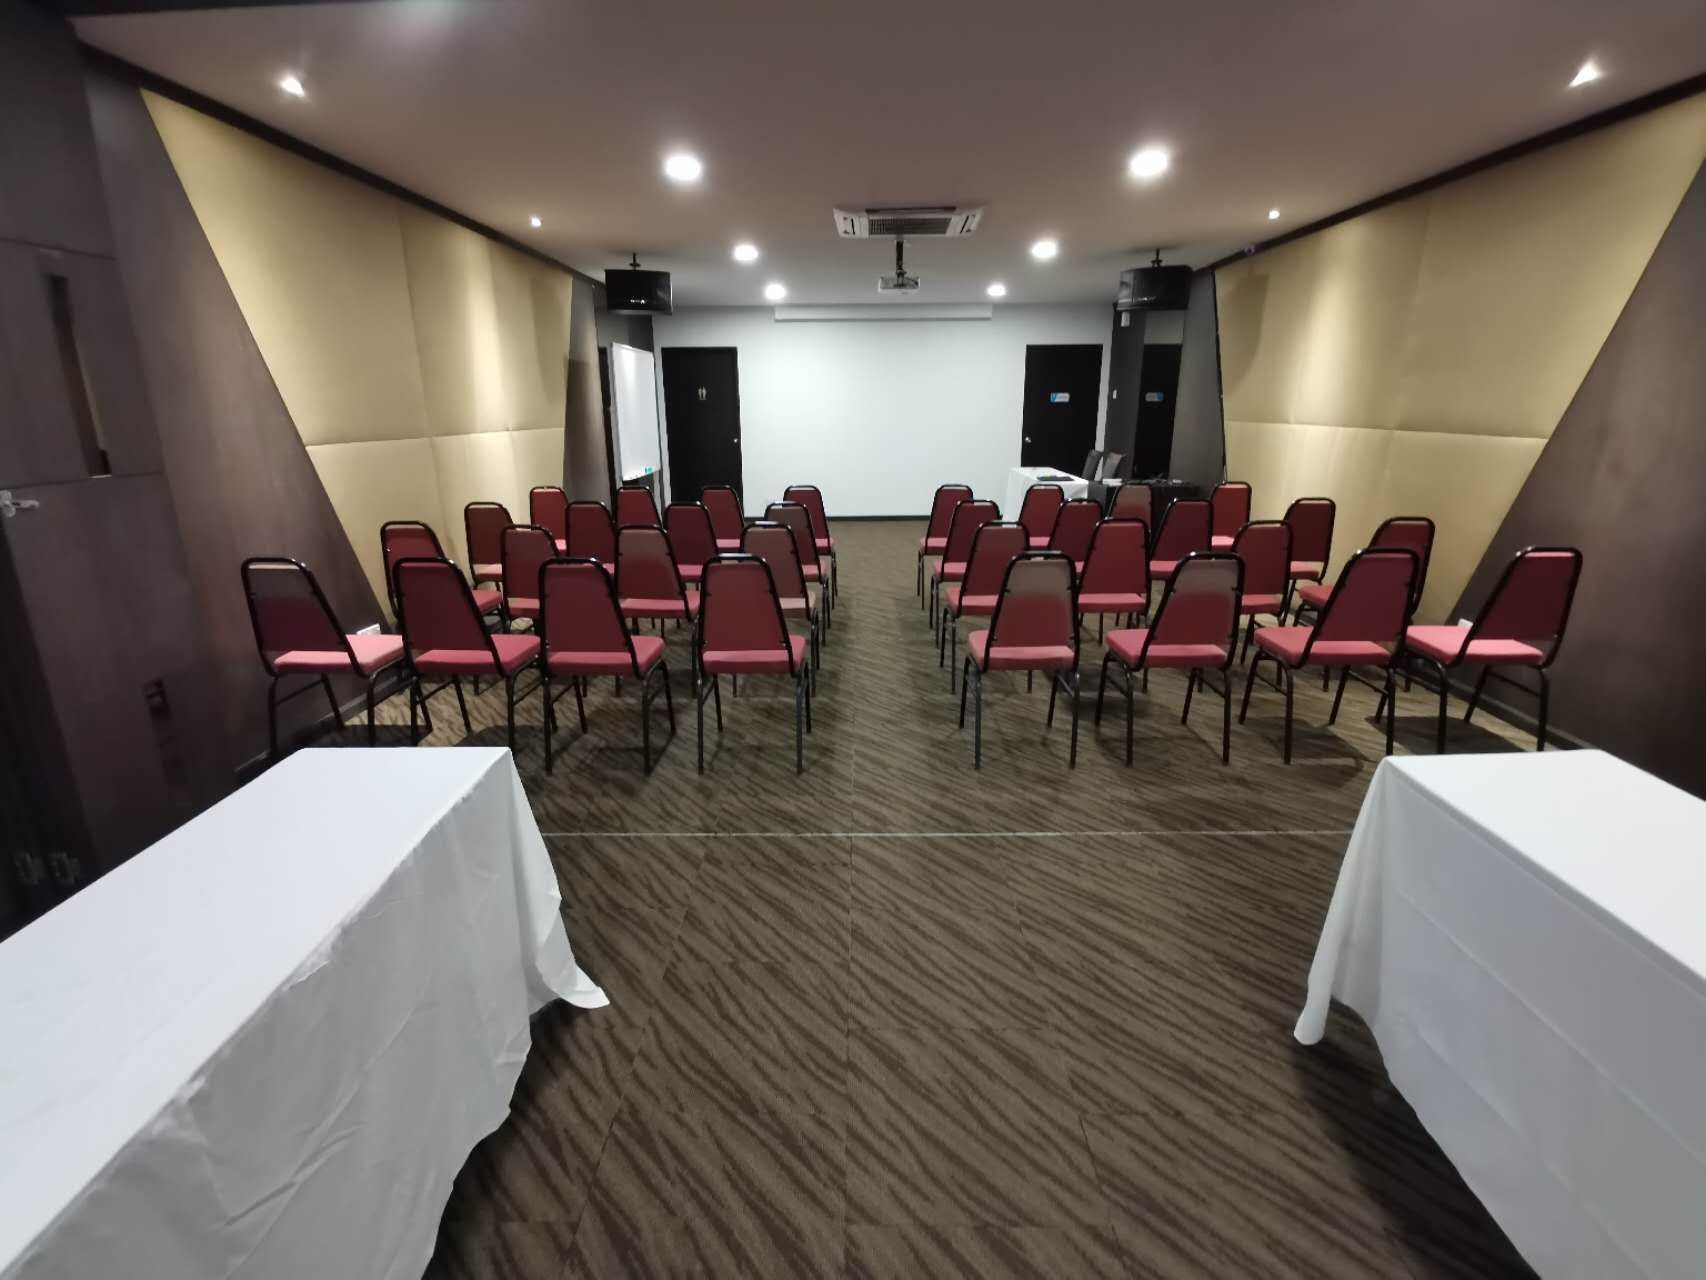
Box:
[1296,750,1706,1280]
[1002,466,1088,521]
[0,747,605,1280]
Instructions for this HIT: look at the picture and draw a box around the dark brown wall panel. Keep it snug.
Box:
[1453,154,1706,796]
[1169,271,1225,491]
[84,65,382,765]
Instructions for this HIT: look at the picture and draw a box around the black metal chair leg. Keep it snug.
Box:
[795,677,804,775]
[1027,670,1034,694]
[1047,670,1058,726]
[1433,659,1449,753]
[959,657,971,727]
[1283,667,1295,764]
[321,676,344,730]
[267,678,280,760]
[1125,667,1135,765]
[712,673,723,730]
[453,676,472,734]
[973,667,983,768]
[1182,669,1198,724]
[1464,667,1491,722]
[1328,668,1349,725]
[1095,654,1112,723]
[1239,653,1259,723]
[1384,668,1398,756]
[505,672,517,752]
[408,677,419,744]
[640,676,654,774]
[696,673,705,773]
[1068,670,1079,768]
[1536,668,1549,751]
[544,674,556,773]
[804,662,813,733]
[1221,671,1232,765]
[365,676,378,746]
[662,663,676,732]
[573,674,587,732]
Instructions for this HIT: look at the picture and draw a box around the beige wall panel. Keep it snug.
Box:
[511,427,566,502]
[1226,418,1391,572]
[1217,238,1321,424]
[1397,93,1706,439]
[306,438,445,608]
[144,92,429,447]
[431,432,522,567]
[399,205,507,437]
[488,243,572,433]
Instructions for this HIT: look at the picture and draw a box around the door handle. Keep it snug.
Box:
[0,490,42,519]
[1024,437,1032,443]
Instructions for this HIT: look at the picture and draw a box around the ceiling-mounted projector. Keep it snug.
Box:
[876,239,921,294]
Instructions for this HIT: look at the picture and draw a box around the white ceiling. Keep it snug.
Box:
[77,0,1706,307]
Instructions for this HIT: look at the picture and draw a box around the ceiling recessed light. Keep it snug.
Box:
[986,282,1008,299]
[732,242,760,263]
[278,73,306,98]
[1569,59,1602,88]
[663,152,703,184]
[763,281,787,302]
[529,215,543,229]
[1267,208,1281,221]
[1030,238,1059,262]
[1127,146,1170,180]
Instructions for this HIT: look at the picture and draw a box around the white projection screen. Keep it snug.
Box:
[609,343,662,482]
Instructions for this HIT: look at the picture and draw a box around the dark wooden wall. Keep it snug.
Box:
[1453,155,1706,796]
[1168,271,1225,491]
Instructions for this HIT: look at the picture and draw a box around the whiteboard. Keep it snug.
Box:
[609,343,662,482]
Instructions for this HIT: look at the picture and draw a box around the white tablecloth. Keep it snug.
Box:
[1297,751,1706,1279]
[1002,466,1089,520]
[0,748,605,1280]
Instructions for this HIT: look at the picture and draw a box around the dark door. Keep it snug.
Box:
[1020,344,1103,472]
[1132,343,1182,478]
[661,347,743,503]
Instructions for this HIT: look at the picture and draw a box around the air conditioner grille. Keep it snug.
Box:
[833,205,983,238]
[868,215,953,237]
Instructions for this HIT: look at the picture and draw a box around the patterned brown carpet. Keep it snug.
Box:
[378,519,1535,1278]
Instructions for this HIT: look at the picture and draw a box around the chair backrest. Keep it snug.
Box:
[616,525,688,601]
[566,501,616,563]
[665,502,718,570]
[1147,552,1243,661]
[1047,498,1101,562]
[1231,520,1291,599]
[1082,449,1103,481]
[987,552,1077,656]
[1468,547,1583,663]
[1078,518,1149,599]
[940,498,1000,565]
[529,486,568,541]
[380,520,445,607]
[1016,485,1065,541]
[501,524,556,605]
[540,558,642,673]
[742,522,809,599]
[1308,548,1418,659]
[701,485,745,542]
[781,485,831,542]
[241,558,354,672]
[961,522,1030,598]
[1109,482,1152,527]
[1210,482,1252,539]
[1284,497,1336,567]
[1098,451,1125,481]
[1152,498,1212,562]
[764,502,821,570]
[616,484,661,528]
[699,555,797,671]
[394,557,497,660]
[924,484,973,541]
[1368,515,1436,610]
[464,501,512,568]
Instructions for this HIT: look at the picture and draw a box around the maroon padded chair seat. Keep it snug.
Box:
[1293,581,1332,610]
[1253,626,1390,667]
[966,632,1075,670]
[702,634,808,675]
[1105,629,1228,669]
[1148,559,1180,579]
[274,633,404,674]
[918,535,949,553]
[473,562,503,581]
[413,633,540,674]
[944,585,999,615]
[1079,590,1146,615]
[716,538,742,551]
[547,634,666,675]
[938,560,968,582]
[1240,592,1285,615]
[472,586,503,614]
[1210,535,1235,549]
[506,595,540,620]
[1404,625,1545,665]
[620,591,700,619]
[1027,536,1050,550]
[815,537,835,553]
[553,538,567,553]
[1289,560,1326,581]
[677,564,705,584]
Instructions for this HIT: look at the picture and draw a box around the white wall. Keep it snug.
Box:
[652,304,1111,516]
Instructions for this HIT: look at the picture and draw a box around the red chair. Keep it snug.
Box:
[695,555,812,774]
[701,485,746,550]
[1294,515,1433,623]
[743,521,822,681]
[1209,482,1253,548]
[1108,482,1152,527]
[616,526,699,629]
[1283,496,1336,587]
[500,523,556,626]
[959,551,1081,769]
[566,501,616,565]
[1017,484,1065,550]
[1240,547,1418,763]
[241,557,407,756]
[464,501,512,587]
[393,557,542,750]
[1388,546,1582,753]
[1047,497,1102,574]
[917,483,972,603]
[1097,552,1244,764]
[529,486,569,551]
[1231,520,1291,661]
[664,502,718,584]
[929,498,1000,635]
[766,501,832,630]
[616,483,661,528]
[539,558,674,773]
[782,484,838,603]
[380,521,501,622]
[1148,498,1211,580]
[1076,517,1150,640]
[939,521,1028,687]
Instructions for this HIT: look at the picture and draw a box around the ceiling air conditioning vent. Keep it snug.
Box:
[834,205,982,239]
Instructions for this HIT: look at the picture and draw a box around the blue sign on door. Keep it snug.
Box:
[1049,392,1071,404]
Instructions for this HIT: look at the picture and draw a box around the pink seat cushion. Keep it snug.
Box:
[702,634,807,674]
[547,633,664,675]
[1148,559,1179,579]
[472,586,503,613]
[815,537,835,553]
[414,633,540,674]
[967,631,1075,671]
[802,564,823,582]
[677,564,705,583]
[554,538,568,553]
[275,632,404,674]
[1289,560,1325,582]
[1027,536,1050,549]
[473,563,503,579]
[506,595,540,619]
[715,538,742,551]
[943,584,999,616]
[620,590,700,619]
[1254,626,1392,667]
[1240,592,1285,615]
[1405,625,1545,665]
[938,561,967,582]
[1210,534,1235,548]
[1105,629,1228,669]
[1079,591,1146,614]
[918,536,948,553]
[1294,581,1332,609]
